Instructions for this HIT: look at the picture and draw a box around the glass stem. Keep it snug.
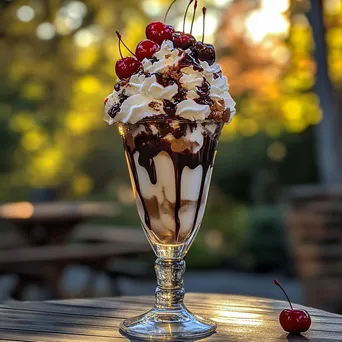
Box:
[154,258,185,310]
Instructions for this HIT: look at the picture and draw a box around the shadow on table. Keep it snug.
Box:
[286,333,310,341]
[125,334,311,342]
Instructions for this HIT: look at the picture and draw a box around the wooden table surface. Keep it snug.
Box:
[0,293,341,341]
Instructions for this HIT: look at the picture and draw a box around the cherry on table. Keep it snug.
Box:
[173,32,196,50]
[115,57,141,79]
[274,279,311,335]
[136,39,160,61]
[146,21,174,45]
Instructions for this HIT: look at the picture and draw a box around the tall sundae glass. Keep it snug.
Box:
[104,6,236,339]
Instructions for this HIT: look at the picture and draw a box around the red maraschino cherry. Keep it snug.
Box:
[115,31,141,79]
[274,279,311,334]
[173,0,196,49]
[136,39,160,61]
[173,31,196,49]
[146,21,174,45]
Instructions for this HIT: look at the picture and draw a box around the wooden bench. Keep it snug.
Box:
[72,224,153,283]
[0,242,150,266]
[0,225,151,300]
[286,187,342,313]
[0,231,27,250]
[72,224,146,244]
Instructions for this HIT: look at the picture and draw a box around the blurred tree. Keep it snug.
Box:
[216,0,322,138]
[307,0,342,184]
[216,0,342,184]
[0,0,148,200]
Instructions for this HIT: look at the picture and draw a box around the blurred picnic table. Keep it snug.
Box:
[0,293,341,341]
[0,202,151,300]
[0,201,120,245]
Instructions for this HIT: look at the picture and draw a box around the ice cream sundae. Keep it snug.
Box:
[104,4,235,247]
[104,1,236,339]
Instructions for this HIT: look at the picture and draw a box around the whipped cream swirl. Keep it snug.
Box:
[104,40,236,124]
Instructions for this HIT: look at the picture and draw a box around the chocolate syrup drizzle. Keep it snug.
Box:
[178,52,203,71]
[163,100,176,117]
[146,71,188,117]
[108,92,128,119]
[122,121,223,243]
[195,79,213,106]
[153,72,175,87]
[108,47,218,120]
[114,82,121,92]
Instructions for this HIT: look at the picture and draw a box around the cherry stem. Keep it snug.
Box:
[274,279,293,310]
[164,0,177,23]
[190,0,198,35]
[116,31,135,57]
[202,7,206,43]
[183,0,194,33]
[116,31,123,59]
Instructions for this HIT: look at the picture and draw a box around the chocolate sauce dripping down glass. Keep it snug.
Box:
[122,139,151,229]
[121,121,222,242]
[190,123,222,235]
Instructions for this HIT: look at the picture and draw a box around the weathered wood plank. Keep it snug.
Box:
[2,298,338,322]
[52,293,335,315]
[0,302,149,318]
[1,306,342,330]
[47,295,336,319]
[0,294,340,341]
[4,301,280,321]
[1,319,341,342]
[0,319,121,338]
[0,329,124,342]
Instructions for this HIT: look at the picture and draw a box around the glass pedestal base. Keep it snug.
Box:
[119,304,217,341]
